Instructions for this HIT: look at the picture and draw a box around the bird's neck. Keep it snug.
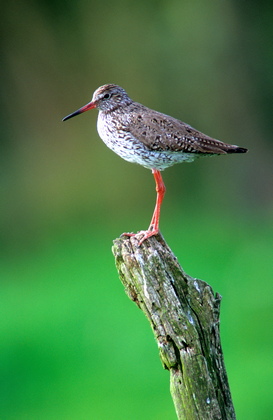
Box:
[100,101,132,115]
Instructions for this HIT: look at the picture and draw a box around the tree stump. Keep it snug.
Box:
[112,233,236,420]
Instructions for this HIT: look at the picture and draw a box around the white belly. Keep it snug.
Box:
[97,112,196,170]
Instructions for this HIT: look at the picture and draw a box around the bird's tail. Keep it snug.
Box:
[226,145,248,154]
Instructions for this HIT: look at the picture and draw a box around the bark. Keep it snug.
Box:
[112,233,236,420]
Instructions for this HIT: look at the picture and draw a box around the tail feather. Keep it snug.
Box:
[194,141,248,155]
[226,146,248,154]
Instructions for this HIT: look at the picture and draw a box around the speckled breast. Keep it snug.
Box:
[97,112,195,171]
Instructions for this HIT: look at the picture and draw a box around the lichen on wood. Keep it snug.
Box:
[112,233,236,420]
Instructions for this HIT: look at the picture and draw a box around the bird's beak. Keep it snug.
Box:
[62,100,96,121]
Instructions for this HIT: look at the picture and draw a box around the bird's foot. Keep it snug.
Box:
[137,228,159,246]
[121,227,159,246]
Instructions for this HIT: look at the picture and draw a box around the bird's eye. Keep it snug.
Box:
[103,93,111,99]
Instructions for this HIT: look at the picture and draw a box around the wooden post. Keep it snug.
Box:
[112,233,236,420]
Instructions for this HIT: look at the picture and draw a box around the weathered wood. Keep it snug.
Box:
[112,233,236,420]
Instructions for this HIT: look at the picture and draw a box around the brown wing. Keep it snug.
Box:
[126,103,245,154]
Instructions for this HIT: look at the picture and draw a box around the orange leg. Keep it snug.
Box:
[147,169,166,233]
[122,169,166,245]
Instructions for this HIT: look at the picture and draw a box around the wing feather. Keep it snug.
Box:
[125,103,238,155]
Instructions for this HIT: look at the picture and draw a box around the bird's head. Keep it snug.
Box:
[62,84,131,121]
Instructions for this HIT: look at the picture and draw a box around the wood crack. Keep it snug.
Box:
[113,233,236,420]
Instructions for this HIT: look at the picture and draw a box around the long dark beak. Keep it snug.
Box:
[62,101,96,121]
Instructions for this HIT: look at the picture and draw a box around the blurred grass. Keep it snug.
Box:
[0,226,173,419]
[0,213,272,419]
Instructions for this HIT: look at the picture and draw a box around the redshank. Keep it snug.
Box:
[63,84,247,245]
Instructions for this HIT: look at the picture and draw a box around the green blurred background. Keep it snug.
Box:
[1,1,272,419]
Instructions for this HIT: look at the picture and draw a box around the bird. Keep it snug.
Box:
[63,84,248,245]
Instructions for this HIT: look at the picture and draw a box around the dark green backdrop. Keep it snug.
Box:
[1,1,272,419]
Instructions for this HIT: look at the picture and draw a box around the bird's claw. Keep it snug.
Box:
[121,229,159,246]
